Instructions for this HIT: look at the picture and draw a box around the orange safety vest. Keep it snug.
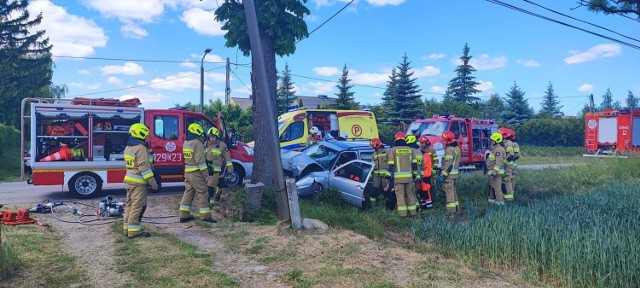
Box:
[420,151,432,191]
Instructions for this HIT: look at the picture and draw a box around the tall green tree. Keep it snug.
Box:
[380,67,398,121]
[539,81,563,117]
[502,82,534,125]
[390,54,422,122]
[576,0,640,18]
[0,0,57,127]
[625,90,637,109]
[276,63,296,114]
[483,93,505,120]
[215,0,309,188]
[333,64,358,110]
[600,88,614,110]
[445,43,480,104]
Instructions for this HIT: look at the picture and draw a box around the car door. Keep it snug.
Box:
[328,160,374,208]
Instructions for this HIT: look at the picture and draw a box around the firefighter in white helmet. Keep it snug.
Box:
[307,126,320,146]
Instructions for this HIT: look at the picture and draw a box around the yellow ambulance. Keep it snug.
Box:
[277,109,379,150]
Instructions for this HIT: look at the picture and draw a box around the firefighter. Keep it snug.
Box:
[123,123,158,238]
[439,131,461,215]
[205,127,233,206]
[369,138,388,208]
[486,132,506,205]
[306,126,321,146]
[386,132,419,217]
[179,123,217,223]
[509,129,520,194]
[499,127,515,202]
[418,135,434,209]
[405,135,423,210]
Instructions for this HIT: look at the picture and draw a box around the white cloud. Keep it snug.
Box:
[413,66,440,78]
[313,66,341,77]
[234,86,252,96]
[516,59,540,67]
[203,53,224,63]
[477,81,494,92]
[424,53,446,60]
[181,60,197,68]
[366,0,406,6]
[469,54,508,70]
[107,77,122,86]
[350,69,390,85]
[578,83,594,93]
[312,0,355,8]
[207,72,227,82]
[82,0,165,22]
[563,44,622,65]
[146,72,200,91]
[120,20,148,39]
[68,82,101,90]
[78,69,91,76]
[28,0,107,57]
[430,86,446,94]
[307,82,335,94]
[119,92,170,107]
[101,62,145,75]
[180,8,224,36]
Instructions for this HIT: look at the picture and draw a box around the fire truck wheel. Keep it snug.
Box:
[69,172,103,199]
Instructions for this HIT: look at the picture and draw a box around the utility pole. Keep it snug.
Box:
[225,57,231,105]
[200,48,212,113]
[243,0,289,221]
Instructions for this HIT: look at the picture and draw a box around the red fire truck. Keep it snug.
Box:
[406,115,498,168]
[584,108,640,155]
[20,98,253,198]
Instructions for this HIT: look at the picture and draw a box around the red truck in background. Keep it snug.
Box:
[20,98,253,198]
[406,115,498,168]
[584,108,640,155]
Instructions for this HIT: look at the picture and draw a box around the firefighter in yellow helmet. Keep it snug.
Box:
[179,123,217,223]
[369,138,387,208]
[405,134,423,211]
[123,123,158,238]
[440,131,460,215]
[386,132,419,217]
[498,128,515,202]
[486,132,506,205]
[205,127,233,206]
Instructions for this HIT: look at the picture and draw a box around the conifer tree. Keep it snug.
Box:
[502,82,533,125]
[483,93,505,119]
[391,54,423,122]
[333,64,358,109]
[625,90,637,109]
[539,81,563,117]
[600,88,613,110]
[381,68,398,120]
[276,63,296,114]
[446,43,480,104]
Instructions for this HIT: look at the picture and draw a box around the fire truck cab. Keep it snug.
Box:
[407,115,498,168]
[20,98,253,198]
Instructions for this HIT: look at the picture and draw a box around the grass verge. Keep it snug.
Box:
[0,225,89,286]
[111,223,238,287]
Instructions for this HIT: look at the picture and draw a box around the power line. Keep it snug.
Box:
[522,0,640,43]
[53,55,251,66]
[230,69,252,94]
[486,0,640,51]
[297,0,356,44]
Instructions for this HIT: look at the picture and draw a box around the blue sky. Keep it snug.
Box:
[24,0,640,116]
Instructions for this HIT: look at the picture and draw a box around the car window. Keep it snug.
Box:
[460,121,467,138]
[304,144,339,170]
[407,122,421,135]
[421,121,449,136]
[335,161,372,183]
[359,151,373,161]
[450,121,460,138]
[280,121,304,142]
[154,116,179,140]
[187,116,214,134]
[334,152,357,169]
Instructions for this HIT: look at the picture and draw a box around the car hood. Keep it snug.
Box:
[280,149,320,176]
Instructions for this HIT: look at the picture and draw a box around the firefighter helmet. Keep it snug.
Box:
[490,132,503,144]
[370,138,383,149]
[309,126,320,135]
[418,135,430,145]
[498,127,509,136]
[207,127,220,138]
[442,131,456,144]
[129,123,150,140]
[188,123,204,136]
[406,135,417,145]
[394,131,406,141]
[507,128,516,140]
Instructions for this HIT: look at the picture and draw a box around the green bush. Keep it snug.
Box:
[0,123,21,181]
[509,118,584,147]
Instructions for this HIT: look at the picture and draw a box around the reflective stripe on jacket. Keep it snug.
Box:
[123,143,154,185]
[183,139,207,173]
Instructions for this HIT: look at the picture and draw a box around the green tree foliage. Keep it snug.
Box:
[333,64,358,110]
[439,98,482,118]
[0,0,58,127]
[181,100,254,142]
[446,43,480,104]
[576,0,640,18]
[297,97,304,108]
[380,68,397,120]
[539,81,563,117]
[511,118,584,146]
[276,63,296,114]
[600,88,614,110]
[625,90,637,109]
[483,93,505,120]
[389,54,422,122]
[502,82,533,125]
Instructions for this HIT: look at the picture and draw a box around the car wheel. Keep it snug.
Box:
[220,163,245,188]
[312,182,324,197]
[69,172,102,199]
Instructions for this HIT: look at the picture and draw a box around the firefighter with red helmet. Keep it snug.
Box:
[487,132,506,205]
[369,138,388,208]
[440,131,461,214]
[418,135,434,209]
[508,128,520,194]
[498,127,515,201]
[386,132,419,217]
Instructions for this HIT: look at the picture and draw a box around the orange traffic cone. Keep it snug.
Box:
[40,145,72,162]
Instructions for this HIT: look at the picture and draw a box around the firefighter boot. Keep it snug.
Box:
[214,187,222,202]
[208,186,216,206]
[128,231,151,239]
